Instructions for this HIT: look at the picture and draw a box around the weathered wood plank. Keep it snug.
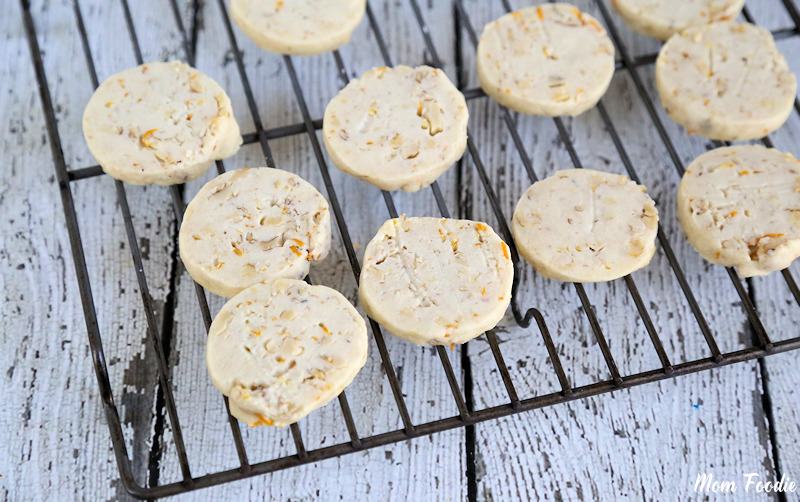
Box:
[3,0,190,500]
[749,6,800,490]
[153,0,467,499]
[3,0,800,500]
[458,0,785,499]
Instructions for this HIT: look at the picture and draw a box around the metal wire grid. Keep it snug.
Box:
[20,0,800,498]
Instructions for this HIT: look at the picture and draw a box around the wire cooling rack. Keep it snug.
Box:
[20,0,800,498]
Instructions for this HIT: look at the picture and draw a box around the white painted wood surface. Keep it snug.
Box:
[458,2,799,499]
[2,0,799,501]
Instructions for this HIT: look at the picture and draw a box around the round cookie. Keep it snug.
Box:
[512,169,659,282]
[656,21,796,141]
[359,216,513,346]
[477,4,615,117]
[229,0,366,55]
[323,65,469,192]
[83,61,242,186]
[207,278,368,427]
[678,145,800,277]
[179,168,331,298]
[611,0,744,41]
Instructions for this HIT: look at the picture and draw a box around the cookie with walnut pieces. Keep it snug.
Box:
[359,216,513,346]
[477,4,615,116]
[179,168,331,298]
[230,0,366,55]
[678,146,800,277]
[207,278,368,427]
[323,65,469,192]
[656,21,796,141]
[611,0,744,41]
[512,169,659,282]
[82,61,241,185]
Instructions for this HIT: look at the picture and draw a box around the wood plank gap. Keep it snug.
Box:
[147,185,184,490]
[190,0,202,61]
[453,4,477,499]
[749,277,789,502]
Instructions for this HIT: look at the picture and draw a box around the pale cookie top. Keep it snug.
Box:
[512,169,659,282]
[179,168,331,298]
[678,146,800,277]
[207,279,368,427]
[323,65,469,192]
[477,4,615,117]
[83,61,242,186]
[611,0,744,41]
[230,0,366,55]
[359,216,514,346]
[656,21,796,141]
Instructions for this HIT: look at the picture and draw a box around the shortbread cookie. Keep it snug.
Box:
[323,65,469,192]
[477,4,615,116]
[611,0,744,41]
[179,168,331,298]
[230,0,366,55]
[656,21,796,141]
[359,216,513,346]
[512,169,659,282]
[83,61,242,185]
[678,146,800,277]
[207,278,368,427]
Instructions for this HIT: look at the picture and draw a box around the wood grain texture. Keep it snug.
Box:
[3,0,189,499]
[749,6,800,492]
[457,0,798,500]
[3,0,799,500]
[148,0,467,500]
